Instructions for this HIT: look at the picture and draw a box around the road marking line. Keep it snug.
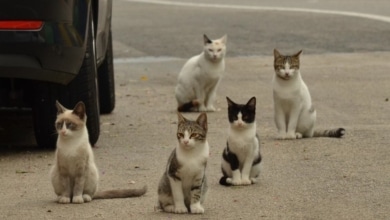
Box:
[123,0,390,24]
[114,56,181,64]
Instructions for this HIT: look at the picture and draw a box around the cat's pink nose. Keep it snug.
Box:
[183,140,189,144]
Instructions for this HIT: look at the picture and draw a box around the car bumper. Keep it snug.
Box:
[0,0,90,85]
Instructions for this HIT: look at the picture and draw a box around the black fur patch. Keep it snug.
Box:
[226,97,256,124]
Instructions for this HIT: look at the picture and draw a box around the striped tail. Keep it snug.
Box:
[177,100,200,112]
[313,128,345,138]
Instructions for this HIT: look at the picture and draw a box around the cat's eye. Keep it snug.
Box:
[217,49,222,52]
[66,122,76,130]
[208,49,213,52]
[190,133,199,139]
[56,122,63,130]
[177,133,184,139]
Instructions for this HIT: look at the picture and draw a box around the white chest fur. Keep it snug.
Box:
[176,142,209,176]
[227,125,258,161]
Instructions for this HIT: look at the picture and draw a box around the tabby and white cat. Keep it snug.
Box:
[158,112,209,214]
[220,97,262,186]
[50,101,147,204]
[175,34,227,112]
[272,49,345,139]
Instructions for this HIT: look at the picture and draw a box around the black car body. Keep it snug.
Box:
[0,0,115,148]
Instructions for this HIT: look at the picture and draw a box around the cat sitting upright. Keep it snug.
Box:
[50,101,147,204]
[272,49,345,140]
[158,112,209,214]
[175,34,227,112]
[220,97,262,186]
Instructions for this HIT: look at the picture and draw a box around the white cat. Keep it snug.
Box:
[175,34,227,112]
[272,49,345,139]
[50,101,147,204]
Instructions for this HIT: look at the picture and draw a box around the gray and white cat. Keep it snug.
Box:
[50,101,147,204]
[175,34,227,112]
[158,112,209,214]
[220,97,262,186]
[272,49,345,139]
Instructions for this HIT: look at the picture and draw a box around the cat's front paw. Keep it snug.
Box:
[227,178,242,186]
[276,133,286,140]
[241,178,252,185]
[206,106,216,112]
[72,195,84,204]
[285,132,297,140]
[198,106,207,112]
[190,203,205,214]
[295,133,303,139]
[174,205,189,214]
[58,196,71,204]
[163,205,188,214]
[83,194,92,202]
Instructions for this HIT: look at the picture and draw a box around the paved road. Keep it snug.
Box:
[1,0,390,219]
[113,0,390,58]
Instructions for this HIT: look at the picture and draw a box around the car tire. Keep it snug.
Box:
[98,30,115,114]
[32,13,100,148]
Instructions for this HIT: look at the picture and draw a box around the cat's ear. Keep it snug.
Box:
[55,100,67,115]
[293,50,303,58]
[220,34,227,44]
[274,49,282,58]
[177,112,187,123]
[203,34,212,45]
[246,97,256,110]
[226,96,236,107]
[72,101,86,120]
[196,113,208,132]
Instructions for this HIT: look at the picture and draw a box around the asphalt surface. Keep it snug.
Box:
[1,0,390,219]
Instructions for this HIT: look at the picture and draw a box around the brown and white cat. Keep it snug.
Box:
[175,34,227,112]
[272,49,345,139]
[158,112,209,214]
[50,101,147,204]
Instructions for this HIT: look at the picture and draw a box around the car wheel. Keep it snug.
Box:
[98,30,115,114]
[32,13,100,148]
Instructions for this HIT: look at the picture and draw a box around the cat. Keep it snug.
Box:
[50,100,147,204]
[220,97,262,186]
[158,112,209,214]
[175,34,227,112]
[272,49,345,140]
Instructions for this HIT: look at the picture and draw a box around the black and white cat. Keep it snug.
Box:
[220,97,262,186]
[50,101,147,204]
[272,49,345,139]
[175,34,227,112]
[158,112,209,214]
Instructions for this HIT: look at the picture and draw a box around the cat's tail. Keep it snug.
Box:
[177,100,200,112]
[93,185,147,199]
[313,128,345,138]
[219,176,232,186]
